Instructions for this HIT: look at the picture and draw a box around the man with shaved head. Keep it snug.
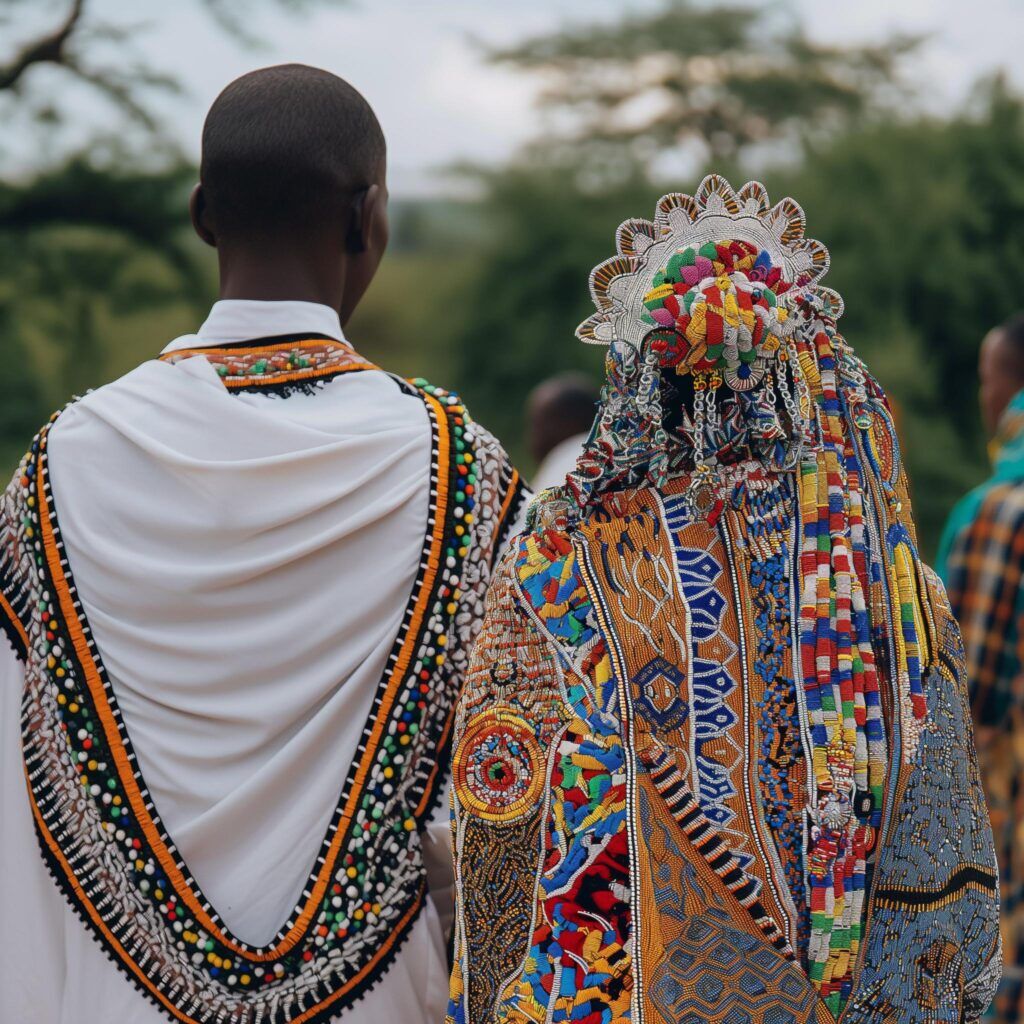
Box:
[527,371,599,492]
[0,65,525,1024]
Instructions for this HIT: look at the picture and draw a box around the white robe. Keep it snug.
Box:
[0,300,454,1024]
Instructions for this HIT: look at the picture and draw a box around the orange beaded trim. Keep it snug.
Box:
[159,336,377,388]
[0,585,28,658]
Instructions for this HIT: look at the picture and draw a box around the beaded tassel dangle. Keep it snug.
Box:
[842,350,930,757]
[795,319,886,1012]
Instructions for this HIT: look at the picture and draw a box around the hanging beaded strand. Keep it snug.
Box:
[792,309,891,1011]
[743,477,809,948]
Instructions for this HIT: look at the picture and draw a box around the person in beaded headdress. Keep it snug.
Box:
[0,66,527,1024]
[446,176,1000,1024]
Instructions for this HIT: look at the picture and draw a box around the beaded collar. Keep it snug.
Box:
[159,333,376,392]
[2,339,523,1023]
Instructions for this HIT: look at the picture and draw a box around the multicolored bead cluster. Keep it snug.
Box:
[643,239,796,391]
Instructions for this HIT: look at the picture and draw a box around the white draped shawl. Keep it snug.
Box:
[0,302,454,1023]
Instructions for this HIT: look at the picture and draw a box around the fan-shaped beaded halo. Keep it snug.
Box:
[577,175,842,349]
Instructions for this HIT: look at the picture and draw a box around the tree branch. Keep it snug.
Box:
[0,0,86,91]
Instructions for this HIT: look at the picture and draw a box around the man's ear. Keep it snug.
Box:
[345,184,381,255]
[189,184,217,248]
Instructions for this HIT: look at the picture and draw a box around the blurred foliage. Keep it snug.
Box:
[767,77,1024,547]
[0,158,210,468]
[0,0,344,152]
[2,0,1023,563]
[490,0,920,183]
[448,80,1024,554]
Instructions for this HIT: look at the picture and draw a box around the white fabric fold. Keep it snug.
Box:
[0,300,455,1024]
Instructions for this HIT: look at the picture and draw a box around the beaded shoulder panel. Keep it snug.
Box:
[1,351,526,1024]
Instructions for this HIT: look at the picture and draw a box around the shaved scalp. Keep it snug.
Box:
[200,64,386,243]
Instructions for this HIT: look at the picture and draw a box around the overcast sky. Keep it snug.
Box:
[5,0,1023,195]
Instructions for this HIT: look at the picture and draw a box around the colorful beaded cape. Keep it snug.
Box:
[0,337,527,1024]
[447,179,1001,1024]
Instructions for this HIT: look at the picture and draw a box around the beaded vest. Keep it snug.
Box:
[0,337,526,1024]
[446,179,1001,1024]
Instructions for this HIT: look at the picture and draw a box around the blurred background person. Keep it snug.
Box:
[940,312,1024,1022]
[526,371,599,491]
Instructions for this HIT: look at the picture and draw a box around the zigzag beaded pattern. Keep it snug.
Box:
[644,747,793,957]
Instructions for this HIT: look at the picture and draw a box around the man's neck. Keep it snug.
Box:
[217,249,345,314]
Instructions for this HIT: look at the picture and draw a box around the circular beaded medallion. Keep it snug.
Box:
[453,710,543,822]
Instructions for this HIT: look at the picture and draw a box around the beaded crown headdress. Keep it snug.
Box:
[577,173,841,349]
[565,175,849,512]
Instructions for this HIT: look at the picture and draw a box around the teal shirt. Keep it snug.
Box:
[937,387,1024,584]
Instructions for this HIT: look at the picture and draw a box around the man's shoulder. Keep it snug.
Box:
[405,377,509,452]
[974,478,1024,525]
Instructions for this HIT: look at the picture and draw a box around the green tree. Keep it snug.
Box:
[769,78,1024,548]
[0,0,346,467]
[490,0,920,183]
[0,159,207,464]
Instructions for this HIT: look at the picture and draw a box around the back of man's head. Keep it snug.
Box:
[200,64,386,245]
[527,372,600,465]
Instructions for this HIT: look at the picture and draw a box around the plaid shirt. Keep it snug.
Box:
[943,398,1024,1021]
[945,481,1024,726]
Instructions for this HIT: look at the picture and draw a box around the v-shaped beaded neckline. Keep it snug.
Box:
[6,338,525,1022]
[29,349,452,960]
